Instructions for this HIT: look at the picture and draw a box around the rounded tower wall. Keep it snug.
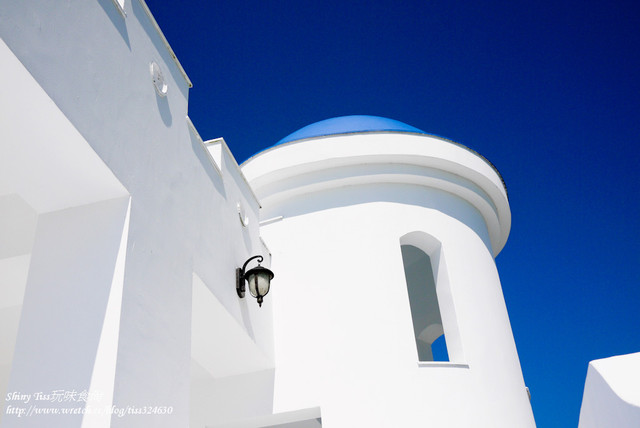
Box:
[258,201,532,426]
[241,129,535,427]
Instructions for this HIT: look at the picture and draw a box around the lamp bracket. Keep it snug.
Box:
[242,255,264,273]
[236,255,264,298]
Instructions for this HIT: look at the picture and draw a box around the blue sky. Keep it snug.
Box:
[148,1,639,426]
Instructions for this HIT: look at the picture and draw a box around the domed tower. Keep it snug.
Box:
[241,116,535,427]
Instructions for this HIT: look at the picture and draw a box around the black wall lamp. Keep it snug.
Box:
[236,255,274,307]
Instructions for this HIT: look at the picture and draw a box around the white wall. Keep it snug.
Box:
[579,352,640,428]
[1,2,272,427]
[5,198,130,428]
[243,132,535,427]
[0,34,131,426]
[262,200,533,427]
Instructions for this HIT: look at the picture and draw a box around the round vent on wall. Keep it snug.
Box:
[150,61,168,97]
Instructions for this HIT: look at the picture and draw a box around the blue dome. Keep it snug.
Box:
[276,115,426,145]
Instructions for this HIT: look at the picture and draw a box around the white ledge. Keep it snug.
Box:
[417,361,469,369]
[260,216,284,226]
[208,406,321,428]
[138,0,193,87]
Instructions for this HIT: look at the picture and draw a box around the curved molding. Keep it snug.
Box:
[242,132,511,256]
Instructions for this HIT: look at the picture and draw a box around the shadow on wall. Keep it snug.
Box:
[131,0,190,100]
[96,0,131,49]
[268,183,493,254]
[156,91,172,127]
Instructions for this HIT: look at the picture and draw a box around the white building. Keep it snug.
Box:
[578,352,640,428]
[0,1,538,427]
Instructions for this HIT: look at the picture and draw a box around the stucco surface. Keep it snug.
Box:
[579,352,640,428]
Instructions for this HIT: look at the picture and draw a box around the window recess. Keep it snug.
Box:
[401,244,449,362]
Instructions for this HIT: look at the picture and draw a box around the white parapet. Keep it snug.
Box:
[579,352,640,428]
[242,131,510,257]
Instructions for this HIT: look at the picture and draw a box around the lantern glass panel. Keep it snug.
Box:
[247,270,270,298]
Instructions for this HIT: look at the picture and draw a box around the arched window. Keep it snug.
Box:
[401,244,449,361]
[400,232,463,364]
